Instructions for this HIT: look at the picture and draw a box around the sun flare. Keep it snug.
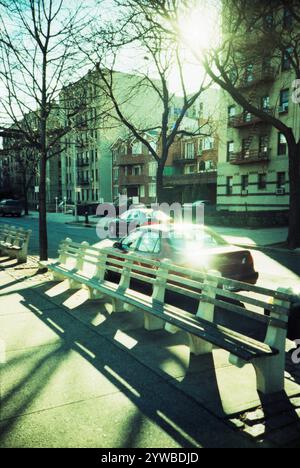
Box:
[177,4,219,54]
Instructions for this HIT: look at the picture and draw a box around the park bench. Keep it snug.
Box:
[0,224,32,264]
[41,237,295,396]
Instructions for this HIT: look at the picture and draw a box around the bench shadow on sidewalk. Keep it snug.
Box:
[2,278,300,447]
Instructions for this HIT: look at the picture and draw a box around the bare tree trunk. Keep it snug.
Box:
[39,151,48,260]
[156,161,165,204]
[39,50,48,261]
[287,141,300,249]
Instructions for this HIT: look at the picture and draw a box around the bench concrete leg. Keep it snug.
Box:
[16,254,26,264]
[144,312,165,331]
[68,279,82,290]
[188,334,213,356]
[111,298,125,313]
[165,323,181,334]
[253,354,285,395]
[124,303,138,313]
[88,288,105,300]
[229,354,246,369]
[51,271,65,282]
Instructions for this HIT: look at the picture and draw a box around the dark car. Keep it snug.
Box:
[265,290,300,341]
[0,199,25,217]
[96,223,259,287]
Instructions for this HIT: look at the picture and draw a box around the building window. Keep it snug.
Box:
[228,105,236,118]
[245,64,254,83]
[132,141,142,155]
[199,102,204,117]
[261,95,270,110]
[205,160,215,171]
[243,111,252,123]
[279,89,289,113]
[227,141,234,161]
[148,183,156,198]
[278,133,287,155]
[241,175,249,191]
[259,135,269,154]
[277,172,286,189]
[282,48,293,71]
[242,138,251,158]
[133,165,142,176]
[184,165,196,175]
[258,173,267,190]
[139,185,145,198]
[113,167,119,182]
[173,107,182,117]
[149,161,158,177]
[226,176,233,195]
[202,136,214,151]
[185,142,195,159]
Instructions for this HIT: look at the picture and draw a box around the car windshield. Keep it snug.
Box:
[6,200,19,206]
[168,227,227,250]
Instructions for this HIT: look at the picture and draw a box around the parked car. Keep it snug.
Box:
[0,199,25,217]
[96,223,259,287]
[265,289,300,341]
[108,208,172,238]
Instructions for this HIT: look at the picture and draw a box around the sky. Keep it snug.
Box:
[101,0,221,95]
[0,0,221,127]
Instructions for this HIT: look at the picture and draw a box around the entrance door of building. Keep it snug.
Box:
[127,187,139,198]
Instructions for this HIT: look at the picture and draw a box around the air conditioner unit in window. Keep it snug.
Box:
[278,103,289,114]
[276,188,285,195]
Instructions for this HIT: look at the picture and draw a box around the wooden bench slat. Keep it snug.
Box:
[201,295,287,329]
[202,285,290,316]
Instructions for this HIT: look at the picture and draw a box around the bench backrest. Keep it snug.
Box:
[57,239,293,338]
[0,225,31,247]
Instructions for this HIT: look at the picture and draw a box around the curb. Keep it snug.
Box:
[65,222,95,228]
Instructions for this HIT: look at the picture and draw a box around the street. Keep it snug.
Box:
[1,212,299,292]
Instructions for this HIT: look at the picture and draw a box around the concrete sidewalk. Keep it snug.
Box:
[1,258,300,448]
[211,226,288,247]
[0,259,254,448]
